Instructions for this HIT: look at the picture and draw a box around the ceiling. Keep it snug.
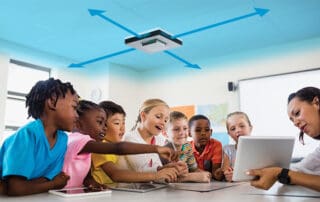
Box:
[1,0,320,71]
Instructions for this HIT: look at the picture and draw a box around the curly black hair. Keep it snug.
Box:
[25,78,77,119]
[77,100,102,117]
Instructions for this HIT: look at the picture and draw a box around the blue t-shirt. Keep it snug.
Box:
[0,119,68,180]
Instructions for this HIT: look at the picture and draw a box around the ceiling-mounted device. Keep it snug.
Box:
[125,29,182,53]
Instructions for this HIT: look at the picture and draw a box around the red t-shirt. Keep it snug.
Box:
[190,138,222,170]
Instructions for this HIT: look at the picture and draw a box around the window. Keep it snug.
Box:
[3,60,50,142]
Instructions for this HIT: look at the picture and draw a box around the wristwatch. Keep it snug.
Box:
[277,168,291,184]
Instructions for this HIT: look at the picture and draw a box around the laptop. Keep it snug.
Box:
[107,182,168,193]
[232,136,295,181]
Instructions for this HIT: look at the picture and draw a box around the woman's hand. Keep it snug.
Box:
[248,167,281,190]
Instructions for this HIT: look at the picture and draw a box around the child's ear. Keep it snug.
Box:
[46,98,56,111]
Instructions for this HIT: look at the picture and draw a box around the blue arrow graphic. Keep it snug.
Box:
[88,9,139,37]
[69,48,136,68]
[173,8,269,38]
[164,51,200,69]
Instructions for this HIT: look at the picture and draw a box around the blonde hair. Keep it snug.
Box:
[169,111,188,123]
[226,111,252,131]
[131,98,169,130]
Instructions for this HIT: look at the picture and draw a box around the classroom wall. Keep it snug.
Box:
[0,37,320,141]
[113,37,320,133]
[0,54,9,140]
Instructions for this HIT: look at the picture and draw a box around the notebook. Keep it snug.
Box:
[232,136,295,181]
[49,187,112,197]
[107,182,168,193]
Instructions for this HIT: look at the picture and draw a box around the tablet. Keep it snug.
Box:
[107,182,168,193]
[232,136,295,181]
[169,182,242,192]
[49,187,112,197]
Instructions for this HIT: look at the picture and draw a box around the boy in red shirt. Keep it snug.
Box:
[189,114,223,180]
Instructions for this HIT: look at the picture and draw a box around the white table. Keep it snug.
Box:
[1,182,319,202]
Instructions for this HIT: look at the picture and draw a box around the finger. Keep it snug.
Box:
[247,169,262,176]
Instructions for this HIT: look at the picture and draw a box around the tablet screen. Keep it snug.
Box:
[49,187,112,197]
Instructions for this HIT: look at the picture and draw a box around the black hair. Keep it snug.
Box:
[288,86,320,143]
[25,78,77,119]
[188,114,211,128]
[99,101,126,118]
[77,100,102,118]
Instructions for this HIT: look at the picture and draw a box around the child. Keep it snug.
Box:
[63,100,177,188]
[116,98,188,177]
[90,101,178,184]
[165,111,212,182]
[188,114,223,180]
[0,78,79,196]
[221,111,252,182]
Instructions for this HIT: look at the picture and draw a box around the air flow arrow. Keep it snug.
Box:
[173,8,269,38]
[164,51,200,69]
[69,48,136,68]
[88,9,139,37]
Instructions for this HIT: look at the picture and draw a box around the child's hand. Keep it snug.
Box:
[213,167,225,181]
[155,167,179,183]
[156,146,177,161]
[83,174,106,190]
[223,167,234,182]
[52,172,69,189]
[161,161,188,175]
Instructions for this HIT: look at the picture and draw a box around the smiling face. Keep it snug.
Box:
[78,108,106,140]
[105,113,126,143]
[167,118,188,146]
[189,119,212,147]
[140,105,170,136]
[287,97,320,139]
[226,114,252,143]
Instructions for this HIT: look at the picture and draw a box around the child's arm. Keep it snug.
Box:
[101,161,178,183]
[5,172,69,196]
[222,153,233,182]
[80,141,175,160]
[178,171,211,183]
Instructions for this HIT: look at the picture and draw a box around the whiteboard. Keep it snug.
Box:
[239,69,320,158]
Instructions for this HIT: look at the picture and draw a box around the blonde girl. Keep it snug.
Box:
[116,99,187,180]
[222,111,252,182]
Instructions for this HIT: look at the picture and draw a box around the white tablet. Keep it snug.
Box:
[49,187,112,197]
[107,182,168,193]
[232,136,295,181]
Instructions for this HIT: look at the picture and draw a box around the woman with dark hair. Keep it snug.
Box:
[248,87,320,192]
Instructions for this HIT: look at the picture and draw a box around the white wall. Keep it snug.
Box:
[140,37,320,113]
[0,53,9,141]
[1,37,320,144]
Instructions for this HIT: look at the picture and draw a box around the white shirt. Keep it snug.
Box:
[291,145,320,175]
[116,129,167,172]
